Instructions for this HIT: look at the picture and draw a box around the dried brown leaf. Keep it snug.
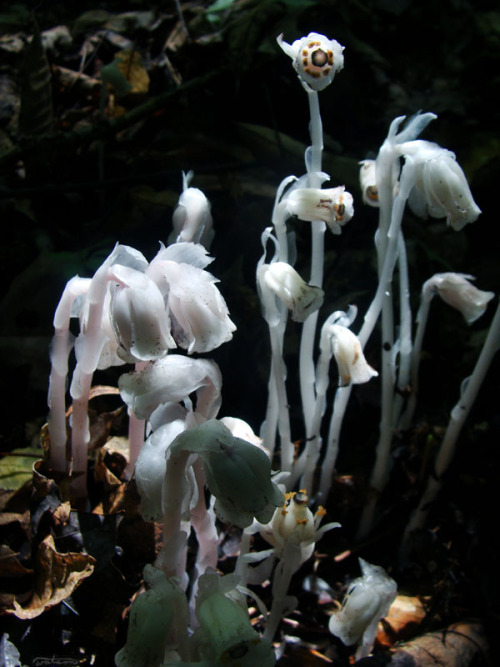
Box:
[7,534,95,619]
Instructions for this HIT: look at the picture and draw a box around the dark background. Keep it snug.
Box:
[1,0,499,662]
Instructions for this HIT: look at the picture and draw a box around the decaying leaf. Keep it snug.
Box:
[376,594,428,646]
[7,533,95,619]
[380,621,490,666]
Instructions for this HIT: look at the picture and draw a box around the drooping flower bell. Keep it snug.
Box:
[194,570,275,666]
[169,419,284,529]
[115,564,188,667]
[421,272,495,324]
[323,323,378,386]
[400,140,482,231]
[284,185,354,234]
[329,558,397,659]
[147,242,236,354]
[277,32,344,92]
[257,260,324,323]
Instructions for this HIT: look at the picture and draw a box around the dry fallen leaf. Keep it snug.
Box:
[7,533,95,619]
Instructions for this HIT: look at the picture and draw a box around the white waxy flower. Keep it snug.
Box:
[147,242,236,354]
[118,355,222,420]
[258,490,340,573]
[329,559,397,659]
[400,140,481,231]
[423,273,495,324]
[108,264,175,363]
[285,186,354,234]
[169,171,214,249]
[326,324,378,386]
[257,261,324,323]
[359,160,379,207]
[277,32,344,92]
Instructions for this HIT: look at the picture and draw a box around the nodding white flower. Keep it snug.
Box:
[257,261,324,323]
[169,170,214,249]
[147,242,236,354]
[329,558,397,659]
[359,160,379,207]
[326,324,378,386]
[422,273,495,324]
[400,140,481,231]
[108,264,175,363]
[284,186,354,234]
[118,354,222,420]
[277,32,344,92]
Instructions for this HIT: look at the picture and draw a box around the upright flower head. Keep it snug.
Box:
[169,171,214,249]
[277,32,344,92]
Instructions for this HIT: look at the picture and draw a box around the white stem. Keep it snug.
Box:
[317,385,352,502]
[299,89,325,446]
[401,298,500,551]
[392,233,413,428]
[356,161,417,539]
[399,291,434,431]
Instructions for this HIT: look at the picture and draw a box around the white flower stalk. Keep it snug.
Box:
[329,558,397,660]
[169,170,214,249]
[257,261,324,323]
[401,140,482,231]
[147,242,236,354]
[329,324,378,386]
[359,159,379,207]
[277,32,344,92]
[423,272,495,324]
[284,185,354,234]
[108,264,175,363]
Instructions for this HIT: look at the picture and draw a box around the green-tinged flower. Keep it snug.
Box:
[193,571,275,666]
[115,565,188,667]
[170,420,284,528]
